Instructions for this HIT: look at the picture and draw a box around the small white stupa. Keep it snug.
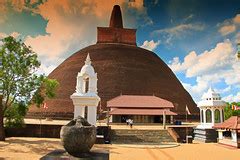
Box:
[70,53,100,126]
[197,87,226,129]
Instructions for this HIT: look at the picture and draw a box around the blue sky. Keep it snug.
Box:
[0,0,239,103]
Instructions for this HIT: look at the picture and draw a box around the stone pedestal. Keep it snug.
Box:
[194,128,218,142]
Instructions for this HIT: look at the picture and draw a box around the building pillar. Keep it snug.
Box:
[87,106,97,126]
[222,109,225,122]
[109,115,113,123]
[170,115,173,124]
[203,109,206,124]
[74,106,85,118]
[211,109,215,125]
[200,109,202,124]
[163,110,166,129]
[231,130,237,142]
[220,109,223,123]
[76,76,83,93]
[218,130,223,140]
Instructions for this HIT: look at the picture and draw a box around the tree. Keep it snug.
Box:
[0,36,58,141]
[224,102,240,120]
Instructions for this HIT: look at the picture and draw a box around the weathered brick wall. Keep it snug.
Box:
[97,27,136,45]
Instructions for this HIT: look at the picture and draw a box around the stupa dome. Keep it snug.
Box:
[28,5,198,119]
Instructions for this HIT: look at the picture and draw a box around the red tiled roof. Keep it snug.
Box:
[109,108,177,115]
[213,116,240,130]
[107,95,174,108]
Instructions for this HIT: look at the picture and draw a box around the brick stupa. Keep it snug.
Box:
[28,5,198,119]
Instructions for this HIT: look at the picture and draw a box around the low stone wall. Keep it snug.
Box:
[5,124,62,138]
[5,124,111,144]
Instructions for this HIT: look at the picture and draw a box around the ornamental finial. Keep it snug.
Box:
[85,53,91,65]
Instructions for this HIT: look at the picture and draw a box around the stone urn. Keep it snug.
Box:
[60,116,96,157]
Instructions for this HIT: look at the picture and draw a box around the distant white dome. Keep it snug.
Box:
[202,88,221,100]
[198,87,226,108]
[79,53,96,76]
[80,64,95,76]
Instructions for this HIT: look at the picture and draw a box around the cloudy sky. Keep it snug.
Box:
[0,0,239,103]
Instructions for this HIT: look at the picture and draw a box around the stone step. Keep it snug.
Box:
[194,136,217,143]
[112,137,173,141]
[194,128,218,143]
[110,129,175,144]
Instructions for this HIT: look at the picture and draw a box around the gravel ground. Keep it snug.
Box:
[0,137,239,160]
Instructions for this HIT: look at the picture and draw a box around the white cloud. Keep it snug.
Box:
[152,23,204,45]
[140,40,160,51]
[153,23,204,37]
[219,25,236,36]
[37,64,57,76]
[36,56,64,76]
[182,74,223,102]
[183,14,194,22]
[215,86,231,94]
[0,32,20,39]
[169,40,235,77]
[171,40,240,103]
[222,92,240,103]
[235,32,240,43]
[218,14,240,36]
[169,51,198,73]
[1,0,151,75]
[24,0,149,64]
[233,14,240,24]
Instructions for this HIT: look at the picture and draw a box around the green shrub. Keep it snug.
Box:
[4,102,28,128]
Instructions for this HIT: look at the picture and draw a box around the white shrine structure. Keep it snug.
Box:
[194,87,226,142]
[197,87,226,128]
[70,53,100,126]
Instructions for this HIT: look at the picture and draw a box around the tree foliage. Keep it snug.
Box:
[224,102,240,120]
[4,102,28,128]
[1,36,41,110]
[0,36,59,129]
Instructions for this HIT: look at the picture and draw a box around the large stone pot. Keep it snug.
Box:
[60,116,96,157]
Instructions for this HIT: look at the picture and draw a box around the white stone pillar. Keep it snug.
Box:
[74,106,85,118]
[76,76,83,93]
[109,115,113,123]
[87,106,97,126]
[200,109,202,124]
[170,115,173,124]
[220,109,223,123]
[163,110,166,129]
[203,109,206,124]
[218,130,223,140]
[231,130,237,142]
[211,109,215,125]
[89,76,97,93]
[222,109,225,122]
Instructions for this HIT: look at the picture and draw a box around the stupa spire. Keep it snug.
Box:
[97,5,136,45]
[109,5,123,28]
[85,53,91,65]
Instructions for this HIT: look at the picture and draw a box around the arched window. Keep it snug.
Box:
[201,110,204,123]
[84,77,89,93]
[214,109,220,123]
[206,109,212,123]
